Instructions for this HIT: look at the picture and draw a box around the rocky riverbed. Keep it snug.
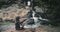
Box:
[0,21,60,32]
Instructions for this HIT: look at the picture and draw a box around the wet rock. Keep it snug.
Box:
[0,18,3,22]
[40,20,49,25]
[27,19,35,25]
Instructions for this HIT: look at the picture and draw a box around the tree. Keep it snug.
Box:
[35,0,60,26]
[35,0,60,18]
[0,0,17,8]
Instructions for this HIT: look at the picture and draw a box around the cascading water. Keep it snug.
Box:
[24,10,41,29]
[24,8,49,29]
[23,1,49,29]
[32,11,38,24]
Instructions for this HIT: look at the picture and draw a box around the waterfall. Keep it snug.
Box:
[27,1,31,6]
[32,11,38,23]
[24,1,49,28]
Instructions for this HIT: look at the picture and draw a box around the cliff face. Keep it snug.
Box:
[0,4,30,20]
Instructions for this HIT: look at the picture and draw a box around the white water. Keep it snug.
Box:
[24,6,49,28]
[32,10,48,22]
[32,11,38,23]
[27,1,31,6]
[24,10,41,29]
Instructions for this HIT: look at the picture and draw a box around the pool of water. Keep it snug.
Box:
[0,22,15,32]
